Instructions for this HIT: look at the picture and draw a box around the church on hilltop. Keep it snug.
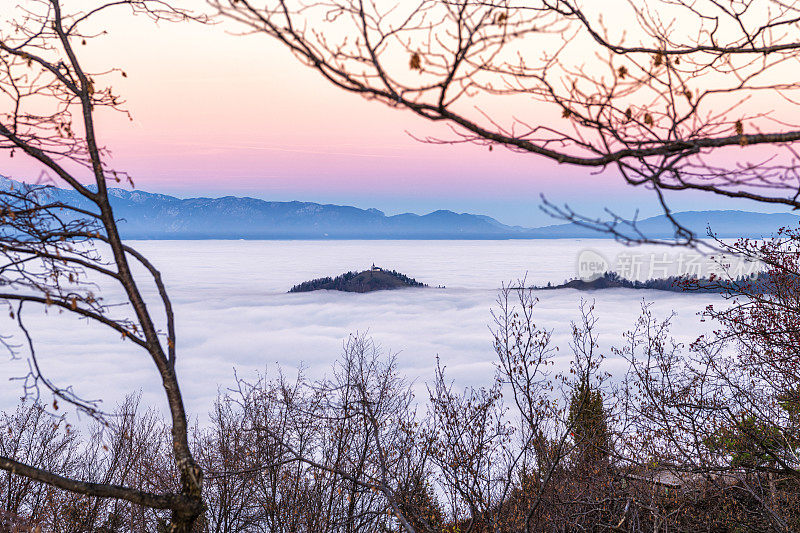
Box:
[371,263,383,272]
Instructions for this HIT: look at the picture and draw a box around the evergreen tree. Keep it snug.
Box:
[568,380,610,469]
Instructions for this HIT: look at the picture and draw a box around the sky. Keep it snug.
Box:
[0,3,792,227]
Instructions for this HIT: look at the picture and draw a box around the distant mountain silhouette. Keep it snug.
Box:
[525,210,800,240]
[1,177,797,239]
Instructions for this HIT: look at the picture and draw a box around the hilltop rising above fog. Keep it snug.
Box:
[289,267,427,293]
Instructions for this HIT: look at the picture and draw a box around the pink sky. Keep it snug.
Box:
[1,8,791,226]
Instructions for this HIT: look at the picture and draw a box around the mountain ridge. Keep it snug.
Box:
[0,177,796,239]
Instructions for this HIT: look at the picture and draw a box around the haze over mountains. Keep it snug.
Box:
[2,177,796,239]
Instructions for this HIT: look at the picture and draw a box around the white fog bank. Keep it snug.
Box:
[0,240,720,422]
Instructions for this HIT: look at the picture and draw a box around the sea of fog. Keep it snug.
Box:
[0,239,723,423]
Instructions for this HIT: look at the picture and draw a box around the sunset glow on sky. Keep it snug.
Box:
[1,6,792,226]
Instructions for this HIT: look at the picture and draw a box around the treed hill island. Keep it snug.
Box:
[289,265,427,293]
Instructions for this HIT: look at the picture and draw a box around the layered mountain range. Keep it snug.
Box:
[1,177,795,239]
